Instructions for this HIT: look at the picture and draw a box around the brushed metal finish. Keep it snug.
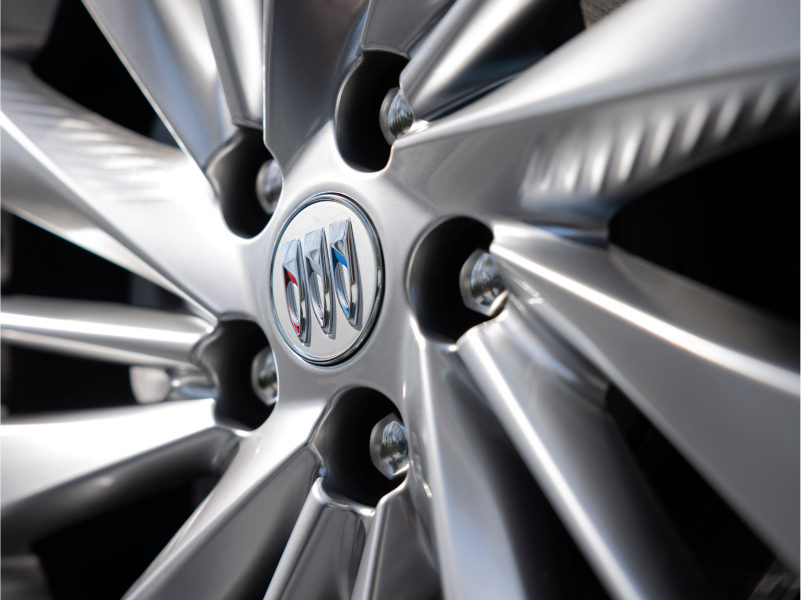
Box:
[1,296,214,368]
[83,0,236,167]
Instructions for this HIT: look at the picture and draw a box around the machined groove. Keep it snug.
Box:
[1,296,214,368]
[1,399,229,551]
[351,483,440,600]
[491,223,799,567]
[265,478,373,600]
[458,307,717,600]
[123,401,324,600]
[411,341,612,600]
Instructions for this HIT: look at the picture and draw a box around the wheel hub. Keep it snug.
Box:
[269,193,384,364]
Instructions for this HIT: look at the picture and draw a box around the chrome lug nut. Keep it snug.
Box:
[369,413,410,480]
[460,250,509,317]
[379,87,414,144]
[251,347,278,406]
[255,159,282,216]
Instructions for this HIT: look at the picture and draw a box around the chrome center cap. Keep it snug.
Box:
[270,194,383,364]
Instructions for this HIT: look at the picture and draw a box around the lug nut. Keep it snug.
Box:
[369,413,410,480]
[129,366,171,404]
[379,87,414,144]
[251,347,278,406]
[460,250,508,317]
[255,159,282,216]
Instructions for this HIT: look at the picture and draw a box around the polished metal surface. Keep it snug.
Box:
[400,0,572,120]
[1,0,798,597]
[1,400,230,552]
[458,307,715,600]
[303,229,334,334]
[369,414,410,480]
[83,0,236,167]
[264,479,373,600]
[270,195,383,364]
[256,159,283,216]
[1,296,214,368]
[200,0,264,128]
[459,250,508,317]
[379,87,414,143]
[391,0,800,229]
[251,347,279,407]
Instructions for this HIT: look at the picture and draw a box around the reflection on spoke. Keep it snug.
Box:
[490,222,799,566]
[124,401,324,600]
[1,296,214,368]
[265,479,372,600]
[1,57,256,319]
[459,308,714,600]
[1,400,228,551]
[390,0,799,227]
[84,0,235,167]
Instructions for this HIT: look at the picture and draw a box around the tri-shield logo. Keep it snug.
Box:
[271,194,382,364]
[281,218,361,341]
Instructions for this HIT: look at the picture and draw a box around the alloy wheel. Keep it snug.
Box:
[1,0,799,599]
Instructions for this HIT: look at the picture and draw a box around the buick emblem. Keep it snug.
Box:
[270,194,383,364]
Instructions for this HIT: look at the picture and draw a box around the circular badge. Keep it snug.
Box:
[270,194,383,364]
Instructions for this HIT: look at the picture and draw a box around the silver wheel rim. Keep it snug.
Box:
[1,0,799,598]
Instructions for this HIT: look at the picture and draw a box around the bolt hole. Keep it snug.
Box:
[335,51,407,172]
[197,320,273,429]
[313,388,404,506]
[205,128,275,238]
[408,217,495,341]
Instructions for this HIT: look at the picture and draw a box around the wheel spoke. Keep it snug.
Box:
[412,340,608,599]
[1,58,256,319]
[390,0,799,228]
[351,484,440,600]
[458,307,716,600]
[491,222,799,566]
[123,401,324,600]
[200,0,263,128]
[399,0,574,120]
[264,479,372,600]
[1,400,228,552]
[82,0,236,167]
[263,0,365,166]
[1,296,214,368]
[361,0,455,57]
[1,0,60,60]
[0,555,52,600]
